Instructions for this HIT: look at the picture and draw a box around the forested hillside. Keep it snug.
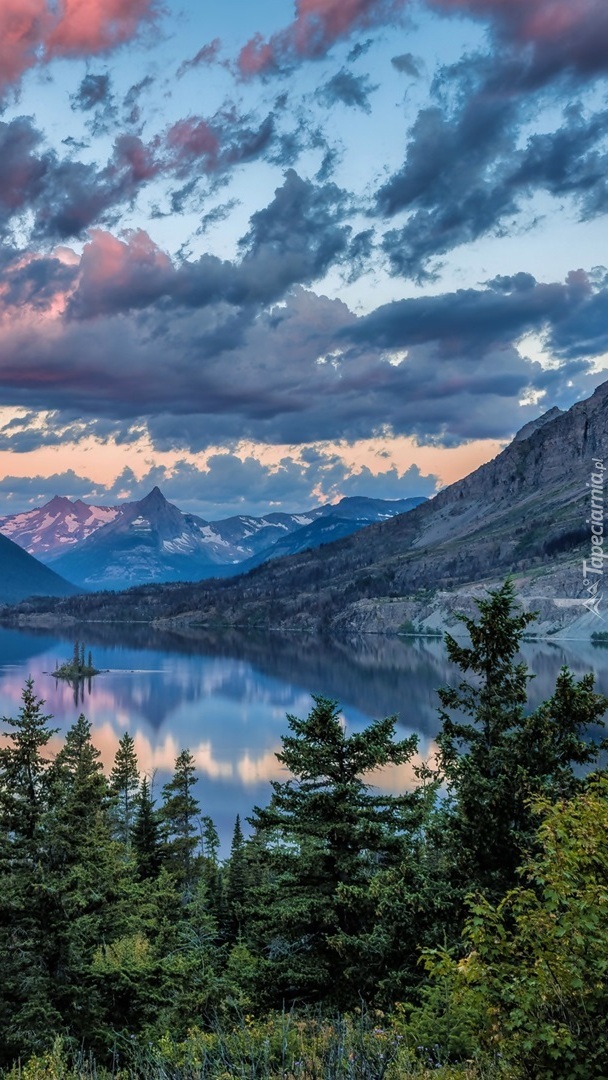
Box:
[2,584,608,1079]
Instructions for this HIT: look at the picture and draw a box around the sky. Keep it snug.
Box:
[0,0,607,519]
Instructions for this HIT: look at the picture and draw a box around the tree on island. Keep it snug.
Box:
[54,641,100,681]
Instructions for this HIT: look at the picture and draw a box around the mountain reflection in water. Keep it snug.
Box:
[0,624,606,850]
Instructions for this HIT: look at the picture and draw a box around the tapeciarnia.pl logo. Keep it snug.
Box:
[581,457,605,618]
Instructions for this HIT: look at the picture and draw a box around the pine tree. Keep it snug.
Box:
[41,714,123,1046]
[0,681,59,1062]
[132,776,162,880]
[200,814,223,921]
[247,696,420,1005]
[436,580,608,903]
[159,749,201,895]
[0,678,57,841]
[226,814,248,939]
[109,731,140,851]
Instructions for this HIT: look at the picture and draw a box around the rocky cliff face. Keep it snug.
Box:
[164,378,607,635]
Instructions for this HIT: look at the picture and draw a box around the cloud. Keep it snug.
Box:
[0,247,605,452]
[375,49,608,280]
[344,272,594,352]
[316,68,379,111]
[391,52,422,76]
[0,452,437,519]
[70,72,117,134]
[433,0,608,86]
[236,0,608,86]
[0,0,158,95]
[237,0,409,77]
[0,250,77,310]
[44,0,158,59]
[177,39,222,79]
[67,171,353,317]
[377,81,520,280]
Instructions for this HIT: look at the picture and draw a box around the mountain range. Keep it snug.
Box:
[7,377,604,637]
[2,379,607,633]
[0,490,426,597]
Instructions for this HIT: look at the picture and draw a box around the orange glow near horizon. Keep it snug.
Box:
[0,427,506,508]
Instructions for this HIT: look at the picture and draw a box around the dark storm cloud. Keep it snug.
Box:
[316,69,379,112]
[0,117,159,241]
[0,118,48,227]
[344,272,597,352]
[377,84,520,280]
[67,170,354,318]
[0,272,602,451]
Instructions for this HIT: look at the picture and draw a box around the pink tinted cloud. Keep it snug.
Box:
[238,0,408,76]
[0,0,157,92]
[164,118,220,171]
[45,0,157,57]
[69,228,173,318]
[0,0,51,90]
[238,0,607,78]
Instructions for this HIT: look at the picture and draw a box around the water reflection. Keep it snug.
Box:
[0,624,606,849]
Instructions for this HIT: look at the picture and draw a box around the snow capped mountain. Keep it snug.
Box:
[0,488,427,590]
[0,495,122,559]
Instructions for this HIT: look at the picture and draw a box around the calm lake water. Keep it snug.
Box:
[1,623,607,850]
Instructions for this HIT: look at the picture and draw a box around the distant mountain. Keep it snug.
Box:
[5,488,425,589]
[237,497,426,571]
[0,495,122,559]
[14,379,605,637]
[0,531,79,605]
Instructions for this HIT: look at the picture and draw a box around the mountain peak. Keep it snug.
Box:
[44,495,78,513]
[139,486,169,505]
[513,405,563,443]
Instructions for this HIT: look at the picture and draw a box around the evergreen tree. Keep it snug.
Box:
[200,814,224,922]
[132,775,162,880]
[226,814,248,939]
[0,678,57,841]
[109,731,140,850]
[0,681,59,1062]
[159,749,201,895]
[436,580,608,904]
[247,695,420,1005]
[42,715,125,1048]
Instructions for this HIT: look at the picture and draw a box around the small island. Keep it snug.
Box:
[54,641,101,680]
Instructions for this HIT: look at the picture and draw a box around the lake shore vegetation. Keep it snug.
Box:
[0,583,607,1078]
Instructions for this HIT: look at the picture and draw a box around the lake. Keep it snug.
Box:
[1,623,607,850]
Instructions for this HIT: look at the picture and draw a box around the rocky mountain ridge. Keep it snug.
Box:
[0,488,425,590]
